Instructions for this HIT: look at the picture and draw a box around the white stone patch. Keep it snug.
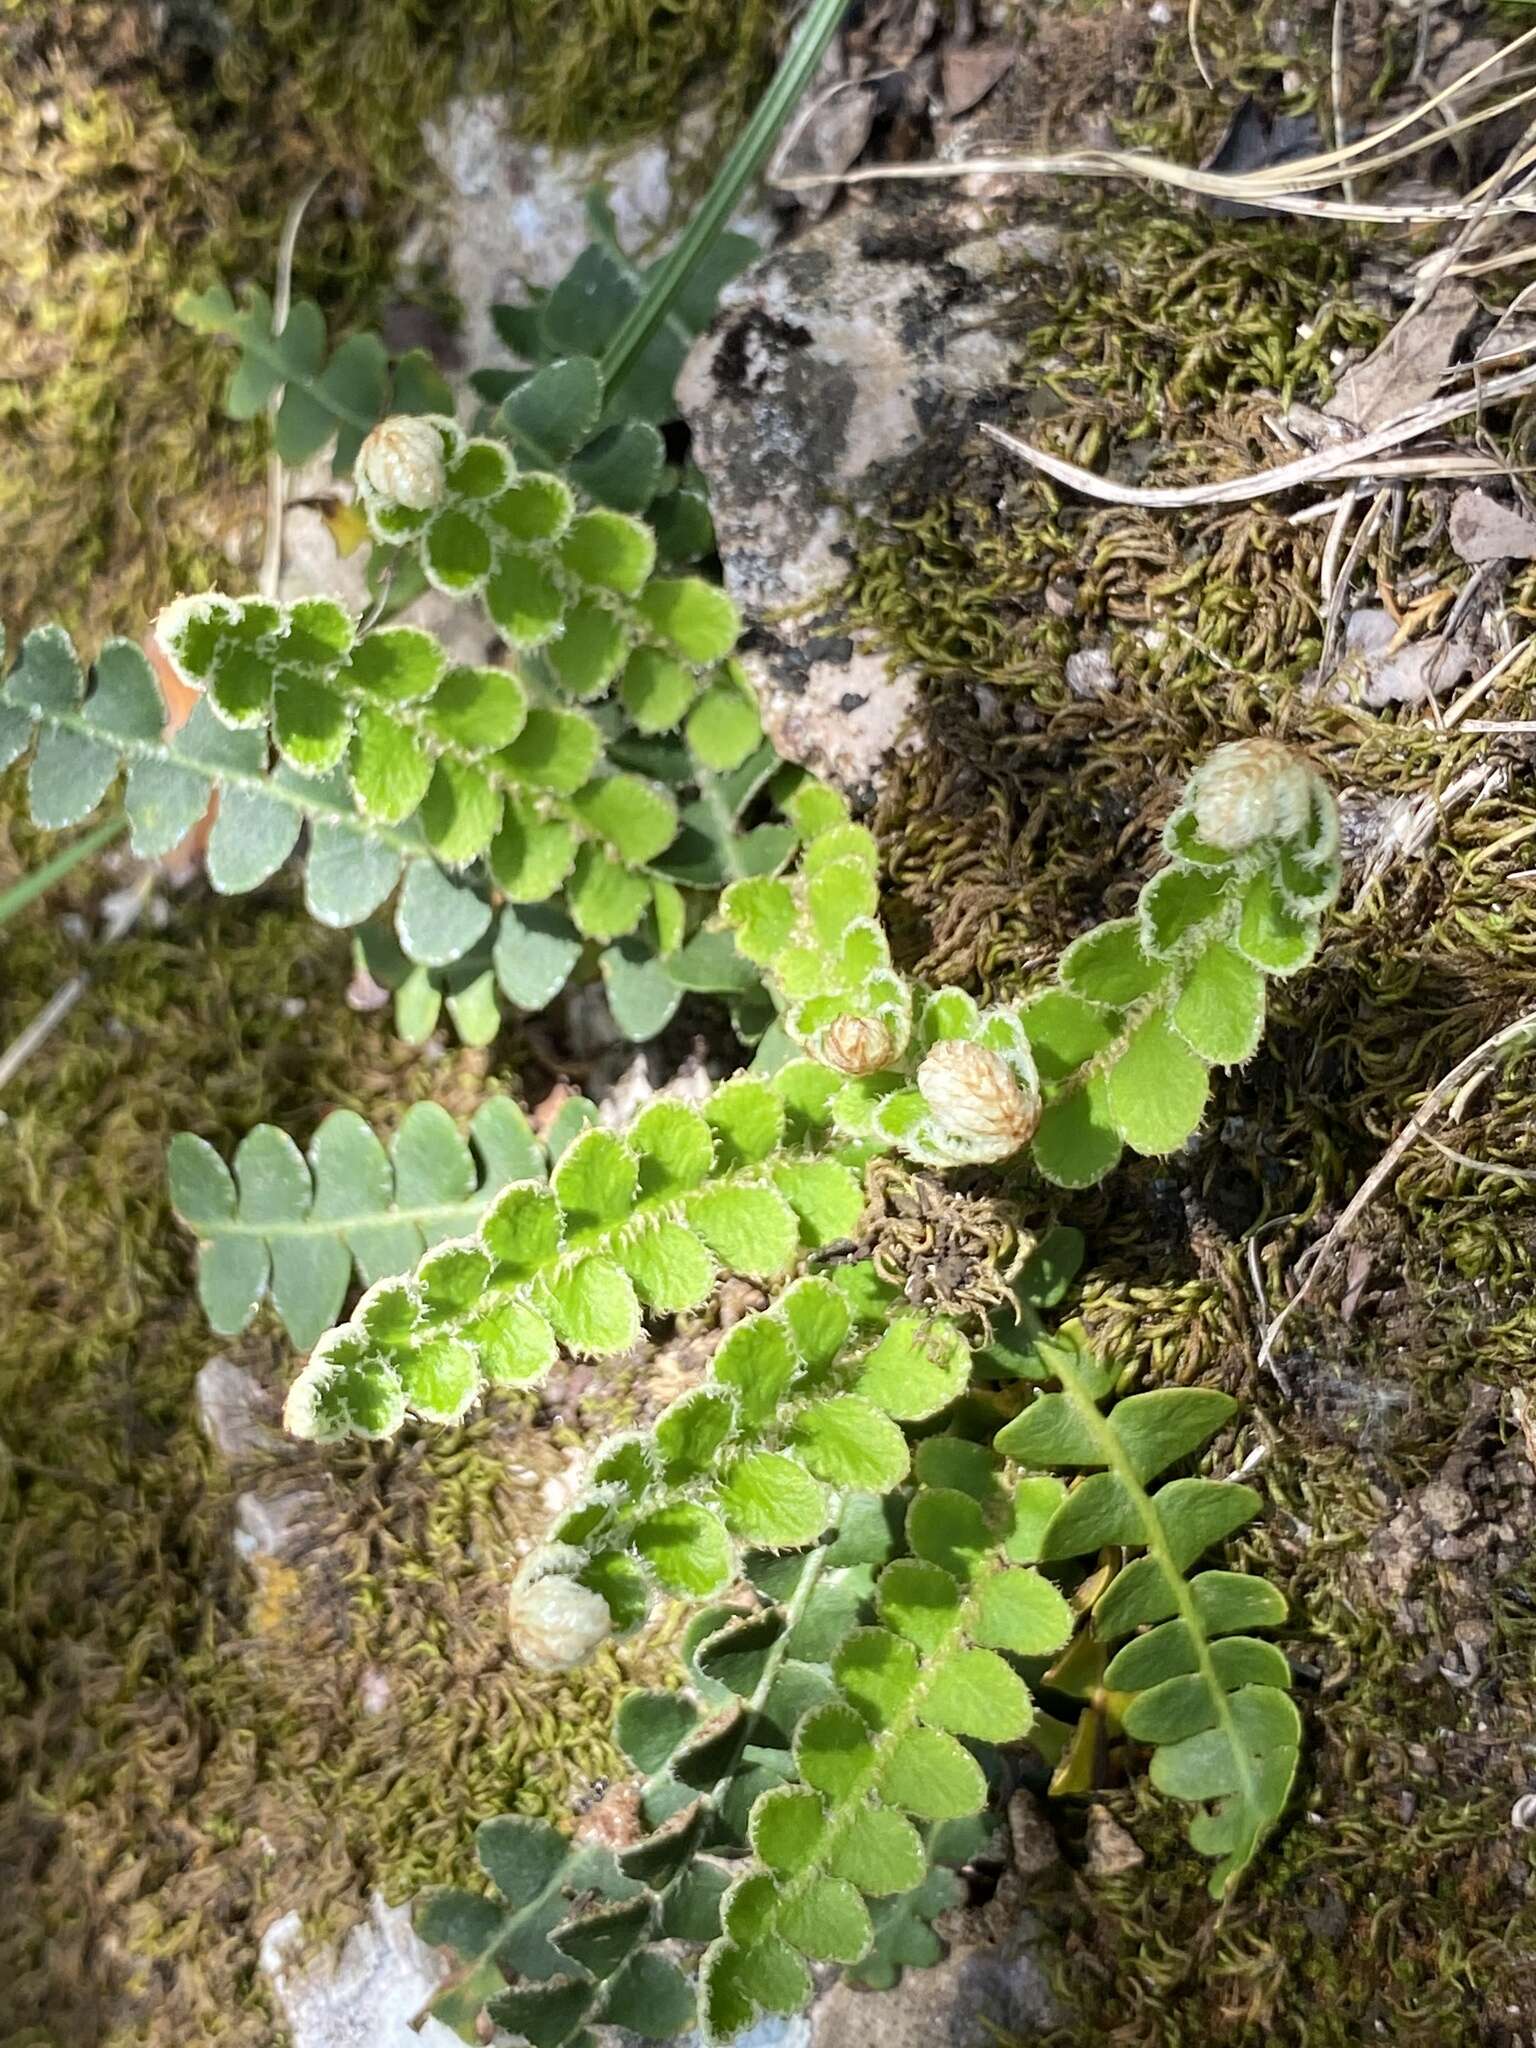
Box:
[260,1893,461,2048]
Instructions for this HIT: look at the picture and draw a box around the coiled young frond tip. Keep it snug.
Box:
[1188,738,1321,854]
[916,1038,1040,1162]
[508,1549,615,1673]
[356,412,449,512]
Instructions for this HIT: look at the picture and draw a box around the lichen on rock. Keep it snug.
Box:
[679,199,1047,796]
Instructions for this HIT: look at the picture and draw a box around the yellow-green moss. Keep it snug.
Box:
[0,838,677,2046]
[0,0,778,643]
[849,73,1536,2038]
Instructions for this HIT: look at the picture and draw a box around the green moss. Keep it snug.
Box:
[1026,199,1386,433]
[847,78,1536,2037]
[485,0,778,158]
[0,0,777,643]
[0,846,675,2046]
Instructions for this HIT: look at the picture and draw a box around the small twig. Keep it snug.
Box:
[1291,490,1357,526]
[1403,131,1536,324]
[358,562,396,635]
[1421,1131,1536,1187]
[1331,0,1355,209]
[774,33,1536,221]
[1442,558,1505,645]
[1409,0,1432,88]
[1352,757,1507,908]
[1257,1007,1536,1371]
[1319,484,1361,607]
[1443,636,1535,727]
[1186,0,1216,92]
[0,871,155,1094]
[1320,486,1389,674]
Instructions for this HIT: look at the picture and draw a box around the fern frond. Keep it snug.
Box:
[521,1272,972,1644]
[413,1286,1299,2039]
[174,281,454,470]
[350,415,740,716]
[844,1830,994,1989]
[414,1815,649,2041]
[0,626,425,920]
[168,1098,546,1350]
[419,1538,857,2047]
[728,746,1342,1187]
[995,1321,1299,1896]
[696,1469,1073,2041]
[343,728,792,1051]
[1022,741,1341,1186]
[0,611,791,1046]
[483,191,756,429]
[281,1073,865,1440]
[153,592,676,935]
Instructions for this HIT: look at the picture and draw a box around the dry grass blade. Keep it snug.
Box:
[1331,0,1356,209]
[979,360,1536,508]
[1186,0,1216,92]
[1443,639,1535,727]
[776,150,1536,224]
[1422,1133,1536,1186]
[1257,1007,1536,1371]
[260,175,326,601]
[1352,758,1508,907]
[774,26,1536,223]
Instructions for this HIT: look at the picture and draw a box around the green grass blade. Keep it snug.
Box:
[0,812,127,931]
[599,0,849,401]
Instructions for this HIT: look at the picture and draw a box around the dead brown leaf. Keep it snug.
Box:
[1326,282,1478,434]
[940,39,1016,119]
[1449,486,1536,562]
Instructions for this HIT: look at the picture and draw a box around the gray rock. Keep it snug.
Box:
[807,1911,1058,2046]
[667,1909,1057,2048]
[1083,1806,1145,1877]
[1324,607,1475,709]
[675,2017,813,2048]
[678,203,1022,795]
[195,1355,277,1458]
[415,99,775,388]
[1449,486,1536,564]
[1064,647,1118,700]
[234,1485,323,1562]
[260,1892,461,2048]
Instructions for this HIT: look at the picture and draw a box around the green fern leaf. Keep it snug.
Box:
[696,1473,1071,2042]
[169,1099,544,1350]
[279,1076,863,1441]
[517,1275,967,1648]
[173,282,431,471]
[351,415,741,730]
[994,1326,1299,1896]
[1021,743,1341,1186]
[421,1542,845,2047]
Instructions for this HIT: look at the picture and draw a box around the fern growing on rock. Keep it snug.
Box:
[162,742,1336,2038]
[0,195,778,1052]
[410,1262,1297,2045]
